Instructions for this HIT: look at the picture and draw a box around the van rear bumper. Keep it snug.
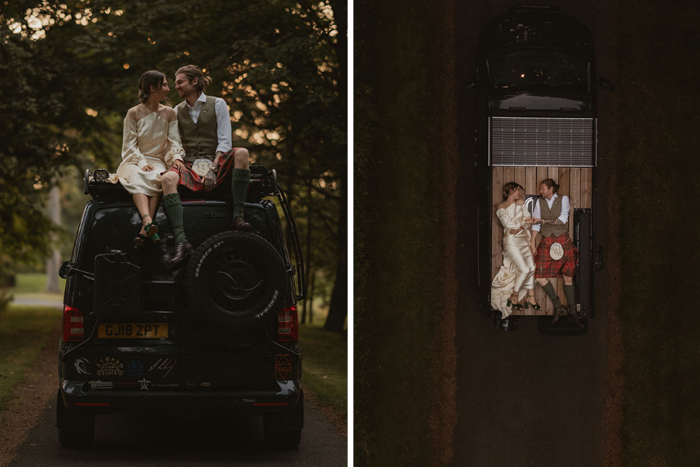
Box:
[59,379,301,414]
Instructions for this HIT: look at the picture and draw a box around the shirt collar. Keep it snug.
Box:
[185,93,207,109]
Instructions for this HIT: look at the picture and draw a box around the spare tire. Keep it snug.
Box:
[184,231,288,325]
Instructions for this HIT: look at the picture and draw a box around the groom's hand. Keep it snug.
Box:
[203,170,216,191]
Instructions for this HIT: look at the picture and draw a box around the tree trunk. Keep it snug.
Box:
[45,184,61,293]
[309,271,315,325]
[302,181,313,324]
[324,176,347,333]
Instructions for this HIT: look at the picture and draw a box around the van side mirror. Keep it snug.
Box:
[598,76,615,92]
[59,261,72,279]
[59,261,95,281]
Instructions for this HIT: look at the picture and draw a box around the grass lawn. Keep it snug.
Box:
[0,305,61,413]
[299,324,347,422]
[10,273,65,296]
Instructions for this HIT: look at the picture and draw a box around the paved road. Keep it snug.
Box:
[5,296,346,466]
[452,1,616,466]
[9,398,346,466]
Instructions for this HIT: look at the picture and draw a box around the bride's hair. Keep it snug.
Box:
[175,64,212,94]
[541,178,559,194]
[502,182,523,201]
[138,70,167,103]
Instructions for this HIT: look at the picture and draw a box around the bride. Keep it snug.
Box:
[491,182,541,318]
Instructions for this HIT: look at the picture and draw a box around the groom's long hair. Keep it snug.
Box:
[175,64,212,94]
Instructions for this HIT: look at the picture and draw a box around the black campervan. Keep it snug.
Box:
[57,163,306,449]
[468,5,611,334]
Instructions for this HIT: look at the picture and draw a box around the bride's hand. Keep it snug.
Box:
[141,164,154,172]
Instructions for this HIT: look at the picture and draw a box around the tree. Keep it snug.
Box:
[1,0,345,320]
[44,183,61,293]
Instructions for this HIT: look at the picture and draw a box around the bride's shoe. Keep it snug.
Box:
[525,297,541,311]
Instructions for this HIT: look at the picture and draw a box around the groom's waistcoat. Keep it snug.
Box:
[177,96,218,162]
[539,196,568,237]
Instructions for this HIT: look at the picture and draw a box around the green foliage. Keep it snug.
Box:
[0,0,345,304]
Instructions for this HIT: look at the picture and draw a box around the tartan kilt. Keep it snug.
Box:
[165,148,240,191]
[535,233,578,278]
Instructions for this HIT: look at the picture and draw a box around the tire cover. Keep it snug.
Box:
[184,231,288,325]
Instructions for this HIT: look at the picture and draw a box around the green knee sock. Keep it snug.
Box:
[542,282,563,308]
[162,193,188,243]
[564,284,576,309]
[231,168,250,219]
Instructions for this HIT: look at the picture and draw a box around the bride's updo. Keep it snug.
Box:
[138,70,166,103]
[502,182,524,201]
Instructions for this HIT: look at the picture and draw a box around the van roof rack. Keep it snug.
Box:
[84,162,278,202]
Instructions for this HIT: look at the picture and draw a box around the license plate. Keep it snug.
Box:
[98,323,168,339]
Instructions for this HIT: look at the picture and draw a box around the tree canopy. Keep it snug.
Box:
[0,0,346,328]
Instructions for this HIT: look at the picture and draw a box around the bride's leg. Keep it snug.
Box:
[133,194,151,235]
[510,245,532,298]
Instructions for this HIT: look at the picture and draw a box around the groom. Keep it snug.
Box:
[161,65,252,268]
[530,178,581,327]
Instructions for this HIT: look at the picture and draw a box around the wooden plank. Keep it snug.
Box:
[526,167,537,195]
[558,167,570,241]
[492,167,503,282]
[548,166,558,183]
[514,166,526,189]
[569,168,581,240]
[536,166,548,189]
[503,166,515,186]
[581,168,592,208]
[558,167,570,197]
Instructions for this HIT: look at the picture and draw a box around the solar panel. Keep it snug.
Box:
[490,117,595,167]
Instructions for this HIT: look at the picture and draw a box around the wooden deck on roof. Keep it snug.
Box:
[491,166,592,316]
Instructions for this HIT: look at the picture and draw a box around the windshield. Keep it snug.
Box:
[488,49,589,93]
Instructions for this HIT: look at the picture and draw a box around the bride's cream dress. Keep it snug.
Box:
[116,104,185,196]
[491,203,536,318]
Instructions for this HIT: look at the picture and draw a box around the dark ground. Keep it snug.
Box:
[0,328,347,467]
[356,0,700,466]
[0,309,347,466]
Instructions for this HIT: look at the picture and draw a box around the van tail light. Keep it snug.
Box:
[62,306,85,342]
[278,306,299,343]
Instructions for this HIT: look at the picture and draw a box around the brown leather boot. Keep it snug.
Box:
[568,304,583,328]
[168,242,192,270]
[551,303,567,324]
[231,216,252,232]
